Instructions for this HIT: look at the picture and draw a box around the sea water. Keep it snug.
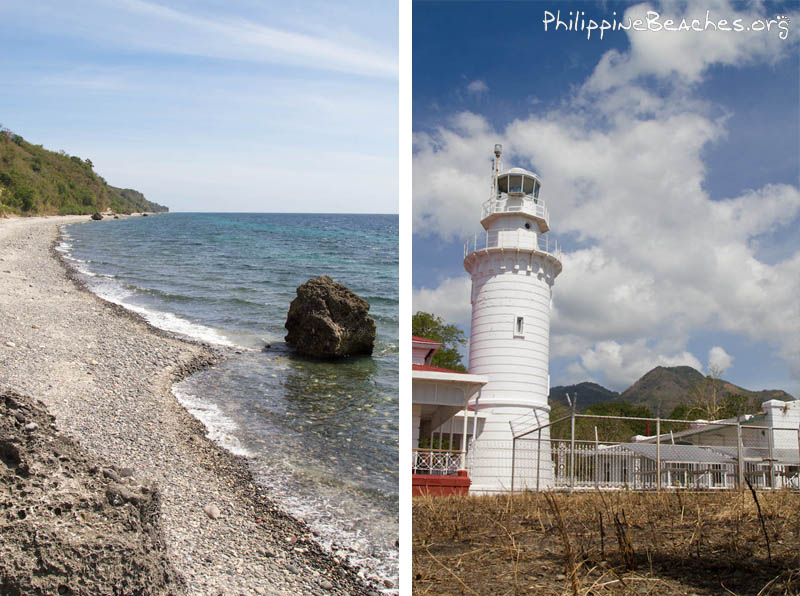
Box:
[60,213,398,587]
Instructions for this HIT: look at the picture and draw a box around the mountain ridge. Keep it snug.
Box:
[552,365,794,416]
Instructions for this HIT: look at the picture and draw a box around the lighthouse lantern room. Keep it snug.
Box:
[464,144,562,494]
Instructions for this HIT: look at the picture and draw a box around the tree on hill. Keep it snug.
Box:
[412,311,467,372]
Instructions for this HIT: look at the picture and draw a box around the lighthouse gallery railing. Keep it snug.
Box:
[482,195,550,225]
[464,227,562,261]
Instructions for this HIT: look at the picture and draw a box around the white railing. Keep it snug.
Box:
[545,440,799,490]
[464,227,562,260]
[549,440,737,490]
[481,195,549,226]
[412,449,464,475]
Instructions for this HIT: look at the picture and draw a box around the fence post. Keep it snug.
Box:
[656,416,661,492]
[737,420,744,491]
[511,436,516,494]
[594,426,599,491]
[536,428,541,492]
[569,398,576,492]
[768,425,775,490]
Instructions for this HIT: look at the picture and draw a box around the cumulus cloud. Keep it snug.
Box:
[413,0,800,391]
[708,346,733,374]
[579,340,703,390]
[585,0,798,92]
[412,276,472,329]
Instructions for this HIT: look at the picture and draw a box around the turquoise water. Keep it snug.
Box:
[61,213,398,587]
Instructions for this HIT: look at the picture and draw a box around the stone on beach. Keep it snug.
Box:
[284,275,376,358]
[204,503,221,519]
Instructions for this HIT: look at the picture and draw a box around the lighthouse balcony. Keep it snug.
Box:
[481,196,550,230]
[464,227,562,261]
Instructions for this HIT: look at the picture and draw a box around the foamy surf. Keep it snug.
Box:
[171,385,253,457]
[60,236,238,347]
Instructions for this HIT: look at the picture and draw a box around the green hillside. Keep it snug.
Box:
[619,365,794,416]
[550,381,619,409]
[0,126,167,216]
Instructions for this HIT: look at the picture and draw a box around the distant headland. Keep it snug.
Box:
[0,124,168,216]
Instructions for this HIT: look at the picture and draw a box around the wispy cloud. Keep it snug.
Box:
[466,79,488,95]
[111,0,397,77]
[2,0,396,78]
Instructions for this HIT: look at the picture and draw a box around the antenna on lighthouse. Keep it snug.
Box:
[492,143,503,198]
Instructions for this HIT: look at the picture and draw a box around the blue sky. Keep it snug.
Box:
[412,0,800,397]
[0,0,397,213]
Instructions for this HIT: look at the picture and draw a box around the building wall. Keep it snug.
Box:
[764,400,800,450]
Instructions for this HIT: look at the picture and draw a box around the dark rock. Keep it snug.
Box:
[102,467,121,482]
[91,213,103,221]
[284,276,376,358]
[106,482,141,506]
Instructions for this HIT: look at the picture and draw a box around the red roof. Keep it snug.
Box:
[412,364,466,374]
[412,336,440,344]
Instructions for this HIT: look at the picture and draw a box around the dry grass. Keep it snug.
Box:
[413,490,800,596]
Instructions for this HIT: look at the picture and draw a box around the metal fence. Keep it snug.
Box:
[511,409,800,492]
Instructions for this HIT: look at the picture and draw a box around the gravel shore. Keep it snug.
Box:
[0,216,381,596]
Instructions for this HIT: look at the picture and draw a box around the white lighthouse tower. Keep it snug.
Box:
[464,144,562,493]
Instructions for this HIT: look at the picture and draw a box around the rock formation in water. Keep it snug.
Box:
[285,275,376,358]
[0,390,183,595]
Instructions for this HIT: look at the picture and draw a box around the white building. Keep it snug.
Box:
[632,398,800,489]
[463,145,562,494]
[411,336,487,495]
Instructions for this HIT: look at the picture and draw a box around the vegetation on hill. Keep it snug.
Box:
[550,381,619,409]
[411,311,467,372]
[619,365,792,417]
[549,399,654,441]
[0,125,167,216]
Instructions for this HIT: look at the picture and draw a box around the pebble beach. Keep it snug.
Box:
[0,215,381,596]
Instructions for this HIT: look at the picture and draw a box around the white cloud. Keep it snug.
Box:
[466,79,489,95]
[412,277,472,330]
[413,1,800,391]
[708,346,733,374]
[579,340,703,390]
[585,1,798,92]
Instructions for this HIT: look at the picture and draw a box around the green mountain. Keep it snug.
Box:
[620,365,794,415]
[619,366,705,414]
[0,127,167,216]
[549,382,619,409]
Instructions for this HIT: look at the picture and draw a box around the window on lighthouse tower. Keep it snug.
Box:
[514,316,525,337]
